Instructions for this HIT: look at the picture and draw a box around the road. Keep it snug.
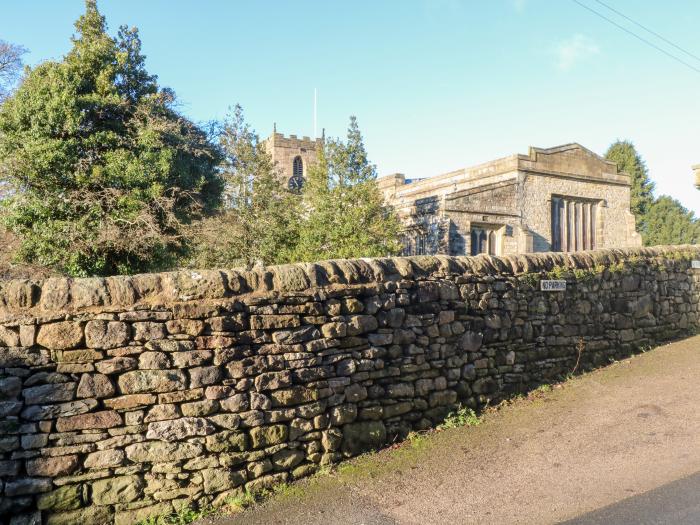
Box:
[203,335,700,525]
[563,472,700,525]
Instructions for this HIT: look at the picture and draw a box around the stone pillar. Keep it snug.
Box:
[576,202,583,251]
[590,203,597,249]
[562,200,569,252]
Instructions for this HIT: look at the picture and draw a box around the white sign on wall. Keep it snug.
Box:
[691,260,700,269]
[541,279,567,291]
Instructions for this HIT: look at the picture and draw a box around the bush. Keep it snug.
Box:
[0,1,222,276]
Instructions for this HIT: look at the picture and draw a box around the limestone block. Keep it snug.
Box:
[201,467,246,494]
[125,442,203,463]
[76,374,115,399]
[26,455,79,477]
[146,417,214,441]
[118,370,187,394]
[205,431,249,453]
[250,315,300,330]
[36,322,83,350]
[189,366,222,388]
[84,449,124,469]
[0,377,22,399]
[96,357,137,375]
[36,484,84,511]
[138,351,171,370]
[254,371,292,392]
[45,506,111,525]
[132,322,167,342]
[56,411,122,432]
[0,325,20,347]
[5,477,52,496]
[270,386,318,407]
[250,425,289,449]
[84,321,130,349]
[22,383,76,405]
[91,474,143,505]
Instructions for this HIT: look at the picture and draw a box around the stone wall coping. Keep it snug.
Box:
[0,245,697,320]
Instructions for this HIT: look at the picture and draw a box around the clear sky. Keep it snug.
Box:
[3,0,699,213]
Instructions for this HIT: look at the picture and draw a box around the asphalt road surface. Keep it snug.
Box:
[201,336,700,525]
[563,472,700,525]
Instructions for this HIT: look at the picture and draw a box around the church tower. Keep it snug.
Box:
[261,126,323,191]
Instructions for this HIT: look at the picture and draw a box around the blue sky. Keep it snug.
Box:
[3,0,699,213]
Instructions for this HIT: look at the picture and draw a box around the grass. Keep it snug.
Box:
[135,489,258,525]
[437,405,482,430]
[137,505,218,525]
[135,484,307,525]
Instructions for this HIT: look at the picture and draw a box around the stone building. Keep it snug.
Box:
[378,143,641,256]
[261,129,322,191]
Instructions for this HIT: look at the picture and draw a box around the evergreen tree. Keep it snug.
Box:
[293,116,402,261]
[643,196,700,246]
[0,0,222,276]
[605,140,655,230]
[188,105,300,268]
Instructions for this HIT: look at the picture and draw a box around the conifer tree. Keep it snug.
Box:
[188,105,300,267]
[605,140,655,231]
[0,0,222,276]
[643,196,700,246]
[293,116,402,261]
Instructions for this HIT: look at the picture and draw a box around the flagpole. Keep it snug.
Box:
[313,88,317,138]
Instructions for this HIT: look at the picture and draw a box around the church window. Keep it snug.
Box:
[470,226,499,256]
[551,197,597,252]
[403,236,413,255]
[293,156,303,178]
[416,234,427,255]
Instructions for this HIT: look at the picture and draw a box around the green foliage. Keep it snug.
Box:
[604,140,700,247]
[605,140,655,232]
[572,267,603,283]
[291,116,402,261]
[546,265,570,280]
[223,487,260,511]
[187,105,300,268]
[189,113,399,268]
[519,272,540,288]
[0,0,222,276]
[136,505,217,525]
[437,405,481,430]
[643,196,700,247]
[533,384,552,394]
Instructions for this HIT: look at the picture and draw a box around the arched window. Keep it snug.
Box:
[470,230,479,256]
[478,231,488,254]
[293,156,303,178]
[488,231,496,255]
[471,227,498,256]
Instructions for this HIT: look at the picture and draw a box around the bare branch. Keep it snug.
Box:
[0,39,27,100]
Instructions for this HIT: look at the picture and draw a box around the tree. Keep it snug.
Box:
[293,116,402,261]
[0,40,27,101]
[188,105,301,268]
[605,140,655,231]
[643,196,700,246]
[0,0,223,276]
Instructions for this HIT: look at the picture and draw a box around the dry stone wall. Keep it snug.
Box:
[1,246,699,525]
